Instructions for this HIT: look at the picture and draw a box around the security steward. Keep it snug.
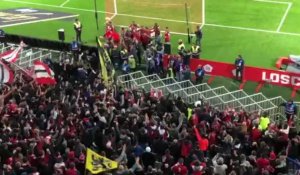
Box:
[195,65,205,84]
[279,100,298,123]
[177,39,185,56]
[191,44,201,58]
[234,55,244,81]
[74,18,82,42]
[128,54,136,72]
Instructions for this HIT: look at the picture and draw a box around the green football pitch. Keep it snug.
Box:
[1,0,300,99]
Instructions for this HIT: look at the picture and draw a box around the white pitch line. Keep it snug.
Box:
[110,13,117,21]
[2,0,300,37]
[277,2,292,32]
[114,0,118,14]
[202,0,206,26]
[2,0,114,14]
[254,0,290,5]
[0,14,78,28]
[109,0,118,21]
[204,23,300,37]
[2,0,201,24]
[253,0,293,32]
[60,0,70,7]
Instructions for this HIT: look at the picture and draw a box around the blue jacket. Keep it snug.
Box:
[195,68,205,78]
[235,58,244,69]
[71,41,80,51]
[122,63,130,74]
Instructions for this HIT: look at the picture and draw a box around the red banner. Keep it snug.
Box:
[163,56,300,89]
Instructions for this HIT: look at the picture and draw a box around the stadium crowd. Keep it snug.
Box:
[0,20,299,175]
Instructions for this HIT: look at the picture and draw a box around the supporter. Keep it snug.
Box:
[171,158,188,175]
[164,27,171,44]
[259,112,270,131]
[212,153,227,175]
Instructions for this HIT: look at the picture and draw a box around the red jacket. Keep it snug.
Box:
[251,127,262,141]
[172,163,188,175]
[181,142,192,158]
[194,128,209,151]
[65,168,78,175]
[191,161,206,175]
[256,157,270,171]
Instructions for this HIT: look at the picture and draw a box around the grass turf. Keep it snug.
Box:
[0,0,105,44]
[1,0,300,99]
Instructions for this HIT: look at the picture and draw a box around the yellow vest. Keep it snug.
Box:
[187,108,192,120]
[74,22,81,29]
[121,49,127,55]
[128,56,136,69]
[192,46,200,53]
[178,43,185,51]
[259,116,270,131]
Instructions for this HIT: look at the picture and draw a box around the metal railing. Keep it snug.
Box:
[0,44,14,54]
[287,157,300,174]
[117,71,287,118]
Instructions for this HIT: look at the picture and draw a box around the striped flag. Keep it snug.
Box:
[0,61,14,84]
[33,60,56,85]
[0,46,22,63]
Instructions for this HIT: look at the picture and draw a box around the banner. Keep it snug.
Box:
[163,56,300,89]
[85,148,118,174]
[33,60,56,85]
[0,61,14,84]
[96,37,115,85]
[0,46,22,63]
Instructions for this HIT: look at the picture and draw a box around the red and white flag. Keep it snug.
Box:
[0,46,22,63]
[33,60,56,85]
[0,61,14,84]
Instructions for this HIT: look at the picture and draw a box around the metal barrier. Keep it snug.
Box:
[117,71,287,117]
[287,157,300,174]
[16,50,52,69]
[0,44,14,54]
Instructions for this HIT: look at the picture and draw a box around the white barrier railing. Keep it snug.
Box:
[117,71,287,118]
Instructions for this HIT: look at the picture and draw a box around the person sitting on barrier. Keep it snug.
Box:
[279,99,297,125]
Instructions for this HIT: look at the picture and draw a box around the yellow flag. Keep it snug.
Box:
[85,148,118,174]
[96,38,115,85]
[97,38,108,84]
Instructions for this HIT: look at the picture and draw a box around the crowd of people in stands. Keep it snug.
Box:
[0,20,299,175]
